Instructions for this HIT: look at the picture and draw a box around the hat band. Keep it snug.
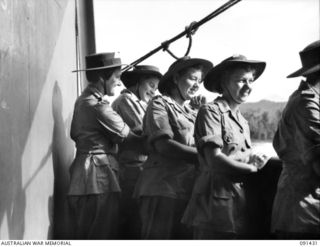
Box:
[86,58,122,69]
[300,46,320,69]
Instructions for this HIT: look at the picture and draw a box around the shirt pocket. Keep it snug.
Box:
[173,116,194,146]
[175,115,191,127]
[92,154,119,172]
[222,130,239,155]
[211,175,234,199]
[91,154,121,191]
[176,126,194,146]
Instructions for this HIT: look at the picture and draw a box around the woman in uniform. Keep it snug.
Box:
[182,54,268,239]
[68,53,143,239]
[112,65,162,239]
[134,56,213,239]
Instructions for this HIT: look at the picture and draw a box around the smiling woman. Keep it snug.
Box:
[91,0,319,240]
[111,65,162,238]
[132,57,212,239]
[181,54,268,239]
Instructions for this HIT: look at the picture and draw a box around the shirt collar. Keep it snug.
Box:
[299,80,320,96]
[121,88,140,101]
[87,85,110,103]
[215,96,246,129]
[214,96,232,113]
[121,88,148,109]
[161,95,181,113]
[310,83,320,96]
[164,95,193,113]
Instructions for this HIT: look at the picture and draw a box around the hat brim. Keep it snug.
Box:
[72,63,126,73]
[287,64,320,78]
[158,58,213,94]
[121,70,163,88]
[204,60,266,93]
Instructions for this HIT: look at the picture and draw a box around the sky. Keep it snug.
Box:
[94,0,319,102]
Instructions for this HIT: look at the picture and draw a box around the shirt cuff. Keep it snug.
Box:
[197,135,223,152]
[148,129,174,145]
[121,124,130,138]
[113,124,130,143]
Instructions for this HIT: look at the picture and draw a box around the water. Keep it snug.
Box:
[252,141,277,158]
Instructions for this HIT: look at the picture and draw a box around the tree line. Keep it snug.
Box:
[242,109,283,141]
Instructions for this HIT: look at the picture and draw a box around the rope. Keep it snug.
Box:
[122,0,242,72]
[161,20,197,59]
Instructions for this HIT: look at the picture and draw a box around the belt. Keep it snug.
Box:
[76,149,114,155]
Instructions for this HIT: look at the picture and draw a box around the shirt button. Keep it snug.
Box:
[240,129,244,133]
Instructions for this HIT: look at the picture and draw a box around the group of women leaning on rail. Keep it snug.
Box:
[67,40,320,240]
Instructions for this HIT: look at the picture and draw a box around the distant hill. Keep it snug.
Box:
[240,100,287,140]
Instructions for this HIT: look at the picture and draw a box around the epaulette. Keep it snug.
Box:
[151,95,181,115]
[121,88,133,96]
[214,98,229,113]
[152,94,163,101]
[92,91,103,101]
[300,89,315,98]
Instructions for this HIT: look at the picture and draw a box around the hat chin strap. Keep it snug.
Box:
[95,76,106,95]
[101,77,109,96]
[178,85,187,101]
[173,78,187,102]
[223,84,242,106]
[134,83,142,100]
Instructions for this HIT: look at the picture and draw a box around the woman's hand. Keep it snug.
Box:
[249,152,269,170]
[189,94,207,109]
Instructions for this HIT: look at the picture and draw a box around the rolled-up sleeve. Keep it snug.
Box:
[195,104,223,153]
[295,96,320,164]
[144,97,174,145]
[95,102,130,144]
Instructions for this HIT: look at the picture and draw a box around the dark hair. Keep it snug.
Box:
[222,64,256,80]
[138,74,160,84]
[165,63,205,95]
[176,64,205,78]
[86,67,120,83]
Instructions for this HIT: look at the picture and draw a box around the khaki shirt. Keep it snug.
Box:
[272,81,320,233]
[134,95,197,200]
[195,97,252,163]
[112,89,148,166]
[68,85,130,195]
[183,97,252,232]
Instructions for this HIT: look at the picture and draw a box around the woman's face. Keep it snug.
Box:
[138,76,160,103]
[104,68,122,96]
[222,68,254,104]
[174,67,203,100]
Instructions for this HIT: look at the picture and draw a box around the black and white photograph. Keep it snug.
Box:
[0,0,319,245]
